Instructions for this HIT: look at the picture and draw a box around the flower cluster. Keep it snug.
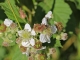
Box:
[0,19,18,47]
[0,11,68,60]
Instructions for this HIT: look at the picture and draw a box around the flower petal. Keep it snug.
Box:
[31,29,36,36]
[17,30,23,36]
[21,41,30,47]
[41,18,48,25]
[45,11,52,19]
[30,38,35,46]
[61,33,68,40]
[51,25,57,34]
[46,35,51,43]
[4,19,13,27]
[24,23,31,31]
[40,34,51,43]
[40,34,47,43]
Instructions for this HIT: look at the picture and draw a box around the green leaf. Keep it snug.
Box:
[54,40,63,48]
[0,0,27,24]
[39,0,53,13]
[0,47,6,59]
[69,0,80,10]
[0,38,3,46]
[7,45,28,60]
[38,0,72,27]
[0,20,3,24]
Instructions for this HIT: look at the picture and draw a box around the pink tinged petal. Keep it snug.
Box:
[30,38,35,46]
[41,18,48,25]
[31,29,36,36]
[24,23,31,31]
[45,11,52,19]
[61,33,68,40]
[4,18,13,27]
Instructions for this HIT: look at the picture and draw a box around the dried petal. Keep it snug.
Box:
[0,23,6,32]
[33,24,46,33]
[19,8,26,19]
[34,40,42,49]
[10,22,17,29]
[16,37,22,44]
[55,22,63,32]
[20,46,27,52]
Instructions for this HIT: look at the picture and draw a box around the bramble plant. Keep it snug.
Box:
[1,0,80,60]
[0,11,68,60]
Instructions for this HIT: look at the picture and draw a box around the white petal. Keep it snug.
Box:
[45,11,52,19]
[4,18,13,27]
[30,38,35,46]
[17,30,23,36]
[41,18,48,25]
[41,46,46,49]
[21,41,30,47]
[40,34,51,43]
[24,23,31,31]
[40,34,47,43]
[31,29,36,36]
[37,46,46,50]
[22,52,26,54]
[26,48,30,56]
[51,25,57,34]
[46,35,51,43]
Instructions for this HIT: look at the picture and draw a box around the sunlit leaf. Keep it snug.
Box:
[6,45,28,60]
[39,0,72,27]
[0,0,27,24]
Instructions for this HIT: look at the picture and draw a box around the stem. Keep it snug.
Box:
[7,0,22,30]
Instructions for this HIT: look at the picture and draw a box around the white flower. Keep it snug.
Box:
[40,34,50,43]
[45,11,52,19]
[31,29,36,36]
[61,33,68,40]
[24,23,31,31]
[21,38,35,47]
[41,18,48,25]
[29,38,35,46]
[51,25,57,34]
[17,30,31,40]
[4,18,13,27]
